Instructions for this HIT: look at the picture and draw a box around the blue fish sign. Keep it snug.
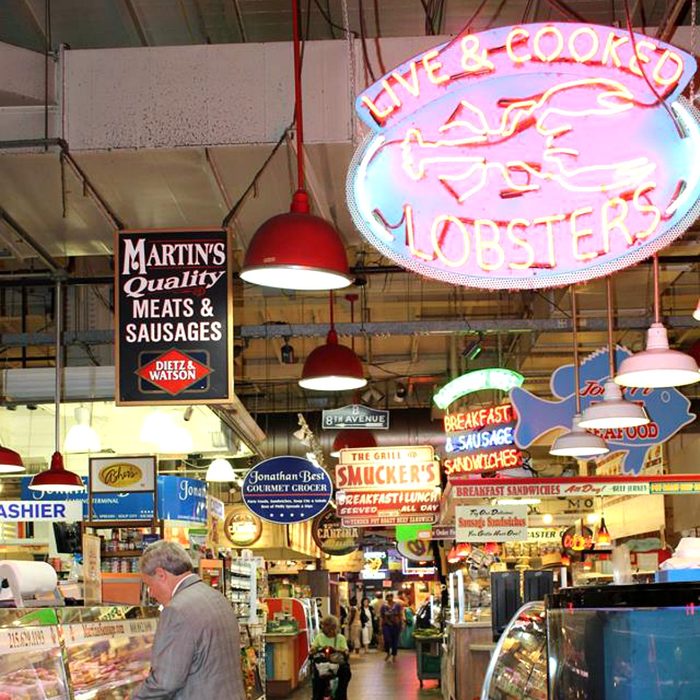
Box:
[510,347,695,475]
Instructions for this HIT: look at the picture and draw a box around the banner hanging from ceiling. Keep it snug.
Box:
[510,347,695,474]
[336,445,440,526]
[347,22,700,290]
[115,228,233,405]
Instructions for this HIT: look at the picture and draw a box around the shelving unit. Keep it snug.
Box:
[82,520,163,604]
[229,557,267,700]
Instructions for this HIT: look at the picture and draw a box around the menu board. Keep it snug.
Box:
[62,618,157,699]
[0,625,69,699]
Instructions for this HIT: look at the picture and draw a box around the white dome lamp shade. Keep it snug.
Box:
[64,406,101,453]
[550,286,609,459]
[615,255,700,388]
[580,277,650,430]
[206,458,236,482]
[550,414,610,457]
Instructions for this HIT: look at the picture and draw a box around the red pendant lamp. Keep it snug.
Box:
[330,429,377,457]
[29,280,84,493]
[300,292,367,392]
[0,445,25,473]
[239,1,352,292]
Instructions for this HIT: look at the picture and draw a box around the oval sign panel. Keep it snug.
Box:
[99,463,143,489]
[242,456,333,525]
[312,506,360,556]
[348,23,700,289]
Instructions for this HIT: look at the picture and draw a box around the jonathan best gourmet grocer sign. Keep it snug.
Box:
[116,228,234,405]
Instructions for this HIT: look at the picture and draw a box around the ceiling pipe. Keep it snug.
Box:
[0,313,697,348]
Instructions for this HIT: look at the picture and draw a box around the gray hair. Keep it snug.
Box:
[140,540,193,576]
[320,615,339,631]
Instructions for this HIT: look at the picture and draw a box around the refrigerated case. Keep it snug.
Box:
[0,605,158,700]
[547,583,700,700]
[481,602,547,700]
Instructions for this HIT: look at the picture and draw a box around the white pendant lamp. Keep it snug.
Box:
[64,406,102,453]
[550,414,611,457]
[580,277,649,430]
[206,458,236,482]
[550,286,609,458]
[615,255,700,388]
[693,297,700,322]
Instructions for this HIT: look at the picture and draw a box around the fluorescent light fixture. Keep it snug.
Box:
[550,414,610,458]
[433,368,524,409]
[496,498,541,505]
[615,323,700,388]
[579,381,649,429]
[206,457,236,482]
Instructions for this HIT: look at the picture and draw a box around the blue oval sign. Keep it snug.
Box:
[347,22,700,290]
[242,456,333,524]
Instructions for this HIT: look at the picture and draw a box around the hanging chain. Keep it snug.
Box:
[341,0,358,147]
[692,0,697,104]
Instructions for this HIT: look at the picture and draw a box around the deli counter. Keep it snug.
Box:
[0,605,158,699]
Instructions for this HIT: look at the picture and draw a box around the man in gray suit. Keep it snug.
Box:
[132,541,246,699]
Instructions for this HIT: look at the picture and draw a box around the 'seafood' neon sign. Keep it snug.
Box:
[433,368,524,409]
[347,23,700,290]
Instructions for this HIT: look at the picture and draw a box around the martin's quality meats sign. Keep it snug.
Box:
[116,229,234,405]
[336,446,440,527]
[347,22,700,290]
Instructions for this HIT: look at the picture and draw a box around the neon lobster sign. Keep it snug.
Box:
[347,23,700,289]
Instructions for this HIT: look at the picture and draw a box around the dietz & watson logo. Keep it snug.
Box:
[347,22,700,290]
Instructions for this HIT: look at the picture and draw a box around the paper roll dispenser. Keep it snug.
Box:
[0,560,60,607]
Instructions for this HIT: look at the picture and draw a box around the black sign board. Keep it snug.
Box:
[312,506,361,556]
[322,404,390,430]
[115,228,234,405]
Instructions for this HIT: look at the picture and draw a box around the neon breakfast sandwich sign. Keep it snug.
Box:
[347,23,700,289]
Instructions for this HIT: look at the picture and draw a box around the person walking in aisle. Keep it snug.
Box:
[360,597,374,653]
[370,591,384,650]
[380,593,403,663]
[132,541,246,699]
[348,597,362,654]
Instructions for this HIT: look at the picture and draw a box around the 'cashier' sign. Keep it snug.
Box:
[0,501,83,521]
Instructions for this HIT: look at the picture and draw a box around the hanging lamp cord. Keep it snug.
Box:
[329,290,335,330]
[572,286,581,414]
[54,278,62,452]
[606,276,615,378]
[292,0,305,191]
[653,253,661,325]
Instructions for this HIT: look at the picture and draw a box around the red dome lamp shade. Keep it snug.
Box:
[238,1,352,292]
[447,546,461,564]
[300,291,367,392]
[300,329,367,392]
[241,192,352,291]
[28,280,85,494]
[0,445,25,473]
[331,429,377,457]
[29,451,84,493]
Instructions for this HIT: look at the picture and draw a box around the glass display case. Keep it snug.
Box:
[481,602,547,700]
[547,583,700,700]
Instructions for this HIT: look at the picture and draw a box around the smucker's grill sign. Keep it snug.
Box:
[116,229,234,405]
